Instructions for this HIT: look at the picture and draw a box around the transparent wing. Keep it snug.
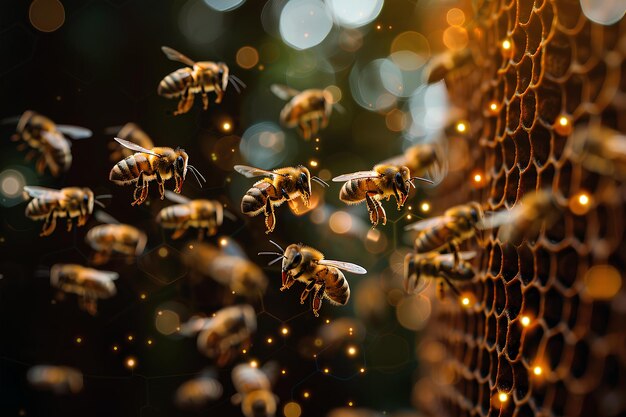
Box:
[161,46,196,67]
[94,210,120,224]
[99,270,119,281]
[56,125,93,140]
[404,216,454,232]
[113,137,161,157]
[332,171,380,182]
[270,84,300,100]
[164,190,191,204]
[319,260,367,274]
[433,251,476,262]
[332,102,346,114]
[23,186,62,199]
[233,165,277,178]
[476,210,513,230]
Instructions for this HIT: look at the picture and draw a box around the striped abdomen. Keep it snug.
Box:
[241,182,278,216]
[42,134,72,176]
[109,154,154,184]
[414,225,456,253]
[232,365,270,394]
[339,179,370,203]
[25,198,55,219]
[158,68,195,98]
[322,267,350,305]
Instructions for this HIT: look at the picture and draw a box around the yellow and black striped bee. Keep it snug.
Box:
[106,123,155,163]
[235,165,328,233]
[175,370,223,410]
[50,264,118,315]
[259,241,367,317]
[404,251,475,299]
[158,46,245,115]
[27,365,83,395]
[333,164,432,227]
[231,362,279,417]
[9,110,91,177]
[109,137,205,206]
[270,84,344,140]
[24,186,103,236]
[179,305,256,366]
[85,211,147,265]
[156,191,236,240]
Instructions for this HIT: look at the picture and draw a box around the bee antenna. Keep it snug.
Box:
[267,256,284,266]
[229,74,246,89]
[409,176,434,186]
[94,200,106,208]
[95,194,113,200]
[187,165,207,188]
[258,252,283,256]
[269,240,285,253]
[228,76,242,94]
[311,176,329,187]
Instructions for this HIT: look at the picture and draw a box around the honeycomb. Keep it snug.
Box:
[415,1,626,416]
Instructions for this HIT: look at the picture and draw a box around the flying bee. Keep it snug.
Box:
[404,251,475,300]
[568,124,626,180]
[50,264,118,315]
[234,165,329,233]
[231,362,279,417]
[23,186,106,236]
[156,190,237,240]
[109,137,206,206]
[158,46,246,115]
[27,366,83,395]
[379,142,447,186]
[7,110,92,177]
[270,84,344,140]
[85,211,147,265]
[106,123,154,163]
[259,241,367,317]
[180,305,257,366]
[333,164,433,227]
[175,370,223,410]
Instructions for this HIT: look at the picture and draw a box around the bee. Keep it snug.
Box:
[85,211,147,265]
[158,46,245,115]
[379,143,447,185]
[270,84,344,140]
[182,242,268,300]
[8,110,92,177]
[50,264,118,315]
[404,252,475,300]
[106,123,154,163]
[259,241,367,317]
[156,190,236,240]
[27,365,83,395]
[231,362,279,417]
[179,305,257,365]
[109,137,206,206]
[333,164,433,227]
[424,49,473,84]
[24,186,104,236]
[175,370,223,410]
[568,124,626,180]
[234,165,329,233]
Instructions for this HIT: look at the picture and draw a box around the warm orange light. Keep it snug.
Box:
[347,346,357,356]
[461,297,470,306]
[533,366,543,376]
[250,360,258,368]
[421,202,430,212]
[76,337,82,344]
[303,392,310,398]
[281,327,289,335]
[456,121,467,133]
[323,368,330,374]
[502,40,512,50]
[474,174,482,183]
[520,316,531,327]
[222,122,232,132]
[127,335,134,341]
[140,293,146,300]
[310,160,318,167]
[360,368,365,373]
[267,338,273,344]
[125,357,136,369]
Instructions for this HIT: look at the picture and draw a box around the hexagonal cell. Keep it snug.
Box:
[505,316,522,360]
[545,331,565,371]
[527,13,544,56]
[518,244,535,284]
[555,246,579,288]
[530,124,552,167]
[505,167,520,207]
[521,91,537,130]
[545,32,573,80]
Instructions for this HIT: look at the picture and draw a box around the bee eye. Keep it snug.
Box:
[394,172,404,187]
[176,156,184,166]
[292,252,302,266]
[299,173,308,184]
[218,69,224,77]
[83,196,89,203]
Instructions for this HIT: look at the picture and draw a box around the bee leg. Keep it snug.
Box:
[174,90,195,116]
[310,117,319,136]
[320,113,329,129]
[214,86,224,104]
[24,149,37,160]
[197,227,206,241]
[171,227,187,240]
[377,200,387,225]
[364,193,379,226]
[449,242,461,270]
[437,280,445,300]
[156,171,165,200]
[263,199,276,234]
[36,155,46,174]
[299,121,311,140]
[300,280,317,304]
[311,283,326,317]
[40,212,57,237]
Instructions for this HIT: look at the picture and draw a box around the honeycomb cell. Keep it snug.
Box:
[520,91,537,129]
[545,331,565,370]
[530,124,551,167]
[543,288,564,328]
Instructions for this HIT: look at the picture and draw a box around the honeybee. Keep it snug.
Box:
[175,370,223,410]
[50,264,118,315]
[24,186,103,236]
[424,49,473,84]
[235,165,329,233]
[182,242,268,300]
[231,362,279,417]
[8,110,92,176]
[259,241,367,317]
[27,365,83,394]
[106,123,154,163]
[379,143,447,185]
[333,164,433,227]
[156,190,236,240]
[270,84,344,140]
[158,46,245,115]
[109,137,206,206]
[85,211,147,265]
[179,305,256,365]
[568,124,626,180]
[404,252,475,299]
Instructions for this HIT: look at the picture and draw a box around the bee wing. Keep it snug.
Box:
[270,84,300,100]
[433,251,477,262]
[331,171,380,182]
[605,133,626,156]
[56,125,93,140]
[233,165,277,178]
[161,46,196,67]
[318,260,367,274]
[113,137,162,157]
[476,210,511,230]
[23,186,63,200]
[94,210,120,224]
[164,190,191,204]
[404,216,454,232]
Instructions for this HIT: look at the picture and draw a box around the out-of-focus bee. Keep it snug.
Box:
[158,46,245,115]
[7,110,92,177]
[50,264,118,315]
[27,365,83,394]
[85,211,147,265]
[180,305,257,365]
[259,241,367,317]
[379,143,447,186]
[568,125,626,180]
[424,49,473,85]
[156,190,236,239]
[235,165,329,233]
[24,186,104,236]
[106,123,154,163]
[182,242,268,300]
[270,84,344,140]
[231,362,279,417]
[109,137,206,206]
[404,252,475,299]
[175,370,223,410]
[333,165,433,227]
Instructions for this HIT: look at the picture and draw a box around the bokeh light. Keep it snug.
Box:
[284,401,302,417]
[584,265,622,300]
[279,0,333,50]
[580,0,626,26]
[443,26,468,51]
[239,122,288,168]
[179,0,225,45]
[203,0,245,12]
[326,0,384,28]
[446,8,465,26]
[29,0,65,33]
[155,310,180,335]
[236,46,259,69]
[0,169,26,206]
[350,59,401,111]
[390,31,430,71]
[329,211,352,234]
[396,295,431,330]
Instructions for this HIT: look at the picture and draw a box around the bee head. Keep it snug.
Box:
[296,166,312,204]
[394,166,411,205]
[173,150,189,193]
[217,63,229,92]
[243,390,276,417]
[468,202,483,224]
[282,244,302,273]
[83,189,95,214]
